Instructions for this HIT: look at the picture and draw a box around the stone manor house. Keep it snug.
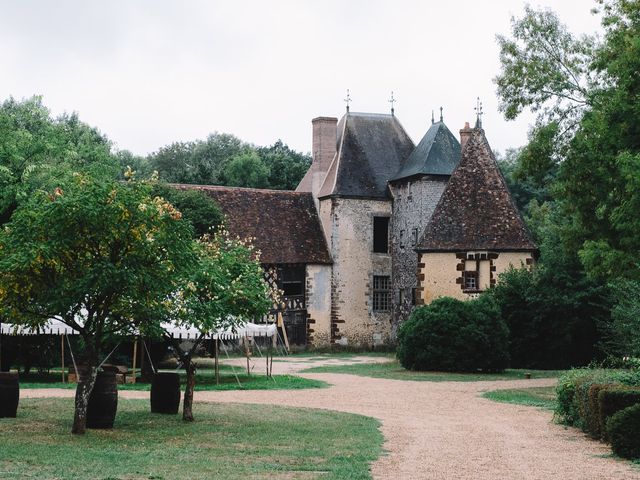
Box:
[183,109,537,348]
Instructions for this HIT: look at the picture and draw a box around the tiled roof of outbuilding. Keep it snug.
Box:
[318,112,415,199]
[390,121,460,181]
[172,184,332,265]
[417,128,537,252]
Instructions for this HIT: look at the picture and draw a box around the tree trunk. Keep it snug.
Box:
[182,358,196,422]
[71,364,98,435]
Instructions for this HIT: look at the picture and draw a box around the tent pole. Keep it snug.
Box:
[131,338,138,384]
[245,335,250,376]
[215,338,220,385]
[139,338,145,380]
[61,335,65,383]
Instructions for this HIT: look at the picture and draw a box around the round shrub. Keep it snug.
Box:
[397,295,509,372]
[607,403,640,459]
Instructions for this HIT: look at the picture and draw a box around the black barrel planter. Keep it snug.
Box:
[150,372,181,414]
[86,371,118,429]
[0,372,19,418]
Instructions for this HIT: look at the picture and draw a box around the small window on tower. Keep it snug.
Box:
[373,217,390,253]
[399,229,405,249]
[411,228,418,246]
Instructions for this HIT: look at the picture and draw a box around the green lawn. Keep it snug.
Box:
[18,368,328,391]
[302,359,564,382]
[0,398,382,480]
[481,386,558,409]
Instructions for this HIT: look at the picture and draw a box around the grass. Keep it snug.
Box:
[0,398,382,480]
[481,386,558,410]
[17,367,328,391]
[302,358,565,382]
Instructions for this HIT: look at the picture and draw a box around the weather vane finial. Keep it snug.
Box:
[474,97,483,128]
[344,89,352,113]
[439,106,443,122]
[431,110,434,125]
[389,91,396,116]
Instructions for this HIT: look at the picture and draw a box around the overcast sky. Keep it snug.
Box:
[1,1,602,157]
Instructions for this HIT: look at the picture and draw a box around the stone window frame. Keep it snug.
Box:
[455,251,499,294]
[372,275,391,312]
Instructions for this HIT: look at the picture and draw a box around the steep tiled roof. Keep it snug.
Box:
[417,128,537,252]
[171,184,332,265]
[318,112,415,199]
[390,121,461,181]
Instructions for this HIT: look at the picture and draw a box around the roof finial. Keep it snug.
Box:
[474,96,483,128]
[344,89,352,113]
[439,106,443,123]
[389,91,396,116]
[431,110,435,125]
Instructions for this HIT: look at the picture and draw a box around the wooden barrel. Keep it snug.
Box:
[0,372,19,418]
[150,372,181,414]
[86,372,118,429]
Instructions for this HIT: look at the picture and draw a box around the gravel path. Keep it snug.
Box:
[23,357,640,480]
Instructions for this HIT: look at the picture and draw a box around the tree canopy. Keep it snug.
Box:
[0,171,196,433]
[147,134,311,191]
[494,0,640,363]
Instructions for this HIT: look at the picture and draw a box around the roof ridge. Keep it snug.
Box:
[170,183,314,196]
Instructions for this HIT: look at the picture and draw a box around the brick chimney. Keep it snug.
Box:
[312,117,338,173]
[460,121,473,151]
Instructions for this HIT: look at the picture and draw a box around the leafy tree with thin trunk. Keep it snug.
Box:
[168,230,273,422]
[0,169,195,434]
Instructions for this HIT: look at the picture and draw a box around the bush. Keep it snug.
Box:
[396,296,509,373]
[555,368,640,427]
[587,384,611,439]
[598,387,640,441]
[607,403,640,459]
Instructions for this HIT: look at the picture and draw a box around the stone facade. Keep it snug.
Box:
[320,197,393,347]
[388,176,448,332]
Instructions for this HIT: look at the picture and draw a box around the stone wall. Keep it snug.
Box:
[321,197,393,347]
[416,251,535,304]
[305,264,332,347]
[389,176,448,333]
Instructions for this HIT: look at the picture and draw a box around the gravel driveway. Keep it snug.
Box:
[23,356,640,480]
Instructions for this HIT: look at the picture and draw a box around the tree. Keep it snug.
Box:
[495,5,596,130]
[0,170,195,434]
[221,151,271,189]
[496,1,640,282]
[0,96,117,224]
[168,231,273,421]
[258,140,312,190]
[146,141,195,184]
[151,183,224,237]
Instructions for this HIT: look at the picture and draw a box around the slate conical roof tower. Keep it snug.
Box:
[417,127,537,252]
[390,120,460,181]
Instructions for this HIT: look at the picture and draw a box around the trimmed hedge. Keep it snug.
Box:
[598,387,640,441]
[555,368,640,427]
[397,296,509,373]
[586,384,610,439]
[607,403,640,459]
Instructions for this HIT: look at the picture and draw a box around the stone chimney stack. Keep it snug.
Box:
[460,121,473,151]
[305,116,338,199]
[312,117,338,173]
